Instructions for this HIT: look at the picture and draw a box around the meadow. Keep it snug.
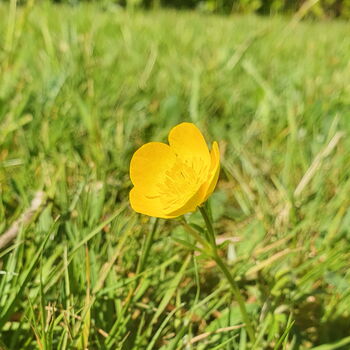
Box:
[0,2,350,349]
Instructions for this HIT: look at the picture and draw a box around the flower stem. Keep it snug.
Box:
[180,217,211,251]
[212,254,255,342]
[198,206,216,247]
[199,206,256,343]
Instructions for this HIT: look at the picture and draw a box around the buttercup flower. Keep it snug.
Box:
[129,122,220,218]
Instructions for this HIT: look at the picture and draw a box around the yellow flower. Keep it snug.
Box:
[129,122,220,218]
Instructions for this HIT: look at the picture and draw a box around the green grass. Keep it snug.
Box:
[0,2,350,349]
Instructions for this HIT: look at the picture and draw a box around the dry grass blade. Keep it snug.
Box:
[0,191,46,249]
[294,132,345,197]
[188,324,245,345]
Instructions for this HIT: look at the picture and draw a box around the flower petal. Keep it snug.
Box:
[130,142,176,195]
[129,187,175,219]
[202,141,220,202]
[168,122,211,167]
[165,183,206,217]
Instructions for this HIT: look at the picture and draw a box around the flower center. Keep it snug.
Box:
[157,156,209,213]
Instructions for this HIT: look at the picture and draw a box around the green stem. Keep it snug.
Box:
[213,254,255,342]
[199,206,256,343]
[180,217,211,251]
[199,206,216,246]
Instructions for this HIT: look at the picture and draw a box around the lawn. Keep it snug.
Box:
[0,2,350,349]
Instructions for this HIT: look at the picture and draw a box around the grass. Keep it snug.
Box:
[0,2,350,349]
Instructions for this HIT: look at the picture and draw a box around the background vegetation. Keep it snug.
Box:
[0,1,350,349]
[31,0,350,19]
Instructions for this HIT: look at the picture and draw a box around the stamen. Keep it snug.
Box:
[156,156,210,212]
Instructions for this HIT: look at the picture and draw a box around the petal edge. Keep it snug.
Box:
[168,122,211,168]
